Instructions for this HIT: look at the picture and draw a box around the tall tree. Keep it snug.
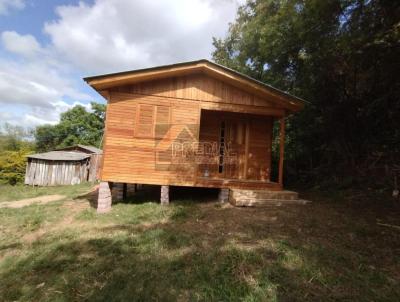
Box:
[213,0,400,186]
[35,102,106,152]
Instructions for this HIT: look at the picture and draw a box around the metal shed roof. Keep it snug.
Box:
[56,144,103,154]
[76,145,102,154]
[27,151,91,161]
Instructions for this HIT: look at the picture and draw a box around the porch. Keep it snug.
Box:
[193,109,286,191]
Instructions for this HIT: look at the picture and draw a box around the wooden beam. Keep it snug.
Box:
[244,121,250,179]
[278,117,285,186]
[99,91,110,181]
[87,65,204,89]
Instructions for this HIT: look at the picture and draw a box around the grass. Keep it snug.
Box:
[0,185,399,301]
[0,182,93,203]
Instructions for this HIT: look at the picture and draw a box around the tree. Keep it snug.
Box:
[213,0,400,187]
[35,102,106,152]
[0,123,34,151]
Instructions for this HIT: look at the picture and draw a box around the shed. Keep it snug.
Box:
[84,59,306,210]
[24,145,102,186]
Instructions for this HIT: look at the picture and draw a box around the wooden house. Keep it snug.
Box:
[24,145,102,186]
[84,60,305,212]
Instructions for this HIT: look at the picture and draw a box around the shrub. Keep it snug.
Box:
[0,149,32,185]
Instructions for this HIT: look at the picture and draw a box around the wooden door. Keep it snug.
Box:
[220,119,247,179]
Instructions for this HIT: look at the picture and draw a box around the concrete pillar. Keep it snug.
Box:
[218,188,230,203]
[97,182,112,213]
[112,183,124,202]
[160,185,169,205]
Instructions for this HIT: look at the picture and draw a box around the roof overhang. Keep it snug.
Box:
[84,59,306,112]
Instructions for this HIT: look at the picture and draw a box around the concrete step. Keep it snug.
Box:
[229,189,309,207]
[230,189,298,201]
[230,198,311,207]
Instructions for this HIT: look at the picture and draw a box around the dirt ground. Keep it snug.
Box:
[0,194,66,208]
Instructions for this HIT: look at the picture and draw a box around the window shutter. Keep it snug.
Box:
[135,104,170,138]
[135,104,155,138]
[155,105,171,139]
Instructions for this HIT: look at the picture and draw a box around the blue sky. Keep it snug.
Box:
[0,0,241,128]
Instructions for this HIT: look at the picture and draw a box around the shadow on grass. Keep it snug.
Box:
[2,188,400,302]
[72,184,220,211]
[122,185,219,205]
[2,202,399,302]
[0,226,279,301]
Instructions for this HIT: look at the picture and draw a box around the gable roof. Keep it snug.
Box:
[84,59,306,112]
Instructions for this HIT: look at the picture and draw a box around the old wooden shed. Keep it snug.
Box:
[84,60,306,211]
[24,145,102,186]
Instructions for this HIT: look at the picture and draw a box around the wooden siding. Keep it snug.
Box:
[101,74,281,189]
[25,159,89,186]
[85,60,305,113]
[25,156,102,186]
[198,110,272,181]
[114,74,284,112]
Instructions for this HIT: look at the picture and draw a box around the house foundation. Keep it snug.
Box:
[97,182,112,213]
[161,185,169,205]
[218,188,230,203]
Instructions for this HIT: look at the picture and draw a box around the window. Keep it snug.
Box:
[135,104,171,138]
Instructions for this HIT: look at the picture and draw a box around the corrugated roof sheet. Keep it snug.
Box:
[76,144,103,154]
[27,151,91,161]
[56,144,103,154]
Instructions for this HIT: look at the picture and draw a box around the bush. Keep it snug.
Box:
[0,149,31,185]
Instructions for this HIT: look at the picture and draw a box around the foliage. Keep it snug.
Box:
[0,123,34,152]
[0,123,34,185]
[212,0,400,187]
[0,149,32,185]
[35,102,106,152]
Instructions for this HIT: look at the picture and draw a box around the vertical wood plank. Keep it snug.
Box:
[278,117,285,186]
[244,120,250,179]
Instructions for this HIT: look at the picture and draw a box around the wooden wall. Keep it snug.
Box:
[88,154,102,181]
[25,156,102,186]
[198,110,272,181]
[101,73,282,189]
[25,159,89,186]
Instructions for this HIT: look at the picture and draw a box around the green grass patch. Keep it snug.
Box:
[0,182,93,203]
[76,201,191,226]
[0,185,399,301]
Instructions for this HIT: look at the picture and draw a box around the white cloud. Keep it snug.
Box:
[0,57,92,108]
[1,31,42,57]
[0,34,93,128]
[44,0,241,73]
[0,0,25,15]
[0,0,243,127]
[0,100,92,129]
